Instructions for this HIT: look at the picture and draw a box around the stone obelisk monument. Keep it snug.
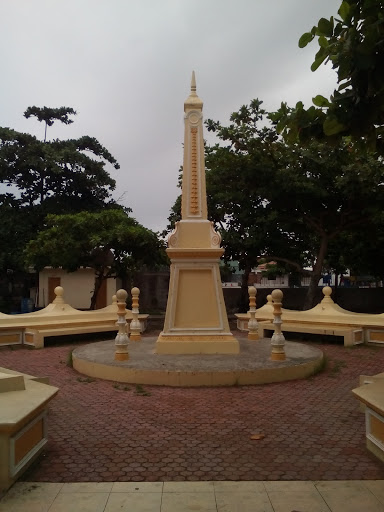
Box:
[156,73,239,354]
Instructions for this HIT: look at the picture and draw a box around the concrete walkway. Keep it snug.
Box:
[1,480,384,511]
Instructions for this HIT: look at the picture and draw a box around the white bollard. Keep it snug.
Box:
[114,289,129,361]
[270,289,286,361]
[130,287,141,341]
[247,286,259,340]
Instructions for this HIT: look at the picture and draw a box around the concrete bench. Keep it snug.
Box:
[0,369,58,492]
[236,287,384,347]
[0,314,149,349]
[353,376,384,464]
[258,320,363,347]
[0,286,149,348]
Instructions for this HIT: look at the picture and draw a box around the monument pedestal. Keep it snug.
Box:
[156,246,239,354]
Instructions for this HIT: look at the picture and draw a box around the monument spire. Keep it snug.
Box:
[156,74,239,355]
[181,71,207,220]
[191,70,196,91]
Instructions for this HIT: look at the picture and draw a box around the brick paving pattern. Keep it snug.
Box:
[1,331,384,482]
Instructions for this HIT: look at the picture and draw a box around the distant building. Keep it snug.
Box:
[37,268,117,309]
[220,261,243,288]
[249,262,289,288]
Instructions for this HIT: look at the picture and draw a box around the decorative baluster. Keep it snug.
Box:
[270,289,286,361]
[114,289,129,361]
[247,286,259,340]
[321,286,333,304]
[53,286,65,304]
[129,287,142,341]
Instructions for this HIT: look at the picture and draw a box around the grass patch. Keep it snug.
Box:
[313,354,329,376]
[66,350,73,367]
[135,384,151,396]
[328,358,348,377]
[305,354,328,380]
[76,376,95,383]
[112,383,131,391]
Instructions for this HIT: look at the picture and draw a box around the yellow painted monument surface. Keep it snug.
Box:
[156,74,239,354]
[174,269,220,329]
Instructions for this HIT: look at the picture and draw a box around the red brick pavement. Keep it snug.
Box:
[1,332,384,482]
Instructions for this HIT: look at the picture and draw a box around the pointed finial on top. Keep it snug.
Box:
[191,71,196,93]
[184,71,203,111]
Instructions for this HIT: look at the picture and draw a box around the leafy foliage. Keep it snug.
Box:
[0,106,120,275]
[25,209,167,309]
[0,106,118,210]
[271,0,384,152]
[24,106,77,128]
[167,99,384,309]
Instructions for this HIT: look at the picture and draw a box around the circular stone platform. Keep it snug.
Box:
[72,337,324,387]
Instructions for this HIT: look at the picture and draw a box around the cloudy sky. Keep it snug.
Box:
[1,0,340,233]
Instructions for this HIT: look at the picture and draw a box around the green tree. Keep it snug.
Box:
[0,106,120,275]
[266,140,384,308]
[166,100,384,310]
[24,209,167,309]
[271,0,384,152]
[0,106,118,210]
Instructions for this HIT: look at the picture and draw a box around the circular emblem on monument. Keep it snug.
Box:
[189,113,199,124]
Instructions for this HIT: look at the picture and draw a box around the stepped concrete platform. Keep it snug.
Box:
[72,336,323,387]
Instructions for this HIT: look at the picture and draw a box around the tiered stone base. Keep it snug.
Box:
[156,333,239,354]
[72,337,324,387]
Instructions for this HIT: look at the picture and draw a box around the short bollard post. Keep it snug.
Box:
[247,286,259,340]
[130,287,142,341]
[270,289,286,361]
[114,289,129,361]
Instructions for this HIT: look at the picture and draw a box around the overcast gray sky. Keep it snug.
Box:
[1,0,340,233]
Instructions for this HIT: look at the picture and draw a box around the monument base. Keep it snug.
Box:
[156,333,239,354]
[115,353,129,361]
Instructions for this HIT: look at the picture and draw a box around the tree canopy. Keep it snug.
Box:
[167,99,384,309]
[0,106,120,275]
[0,106,118,211]
[25,209,167,309]
[270,0,384,152]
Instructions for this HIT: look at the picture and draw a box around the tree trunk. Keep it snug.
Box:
[303,237,328,310]
[239,261,252,312]
[333,272,339,302]
[90,271,105,310]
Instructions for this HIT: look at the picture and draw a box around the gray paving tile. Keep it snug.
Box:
[216,491,273,512]
[161,491,216,512]
[0,492,57,512]
[163,481,214,493]
[0,483,63,512]
[214,481,266,492]
[48,492,109,512]
[111,481,163,493]
[363,481,384,505]
[267,490,330,512]
[60,482,113,493]
[316,481,384,512]
[263,480,317,492]
[105,492,162,512]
